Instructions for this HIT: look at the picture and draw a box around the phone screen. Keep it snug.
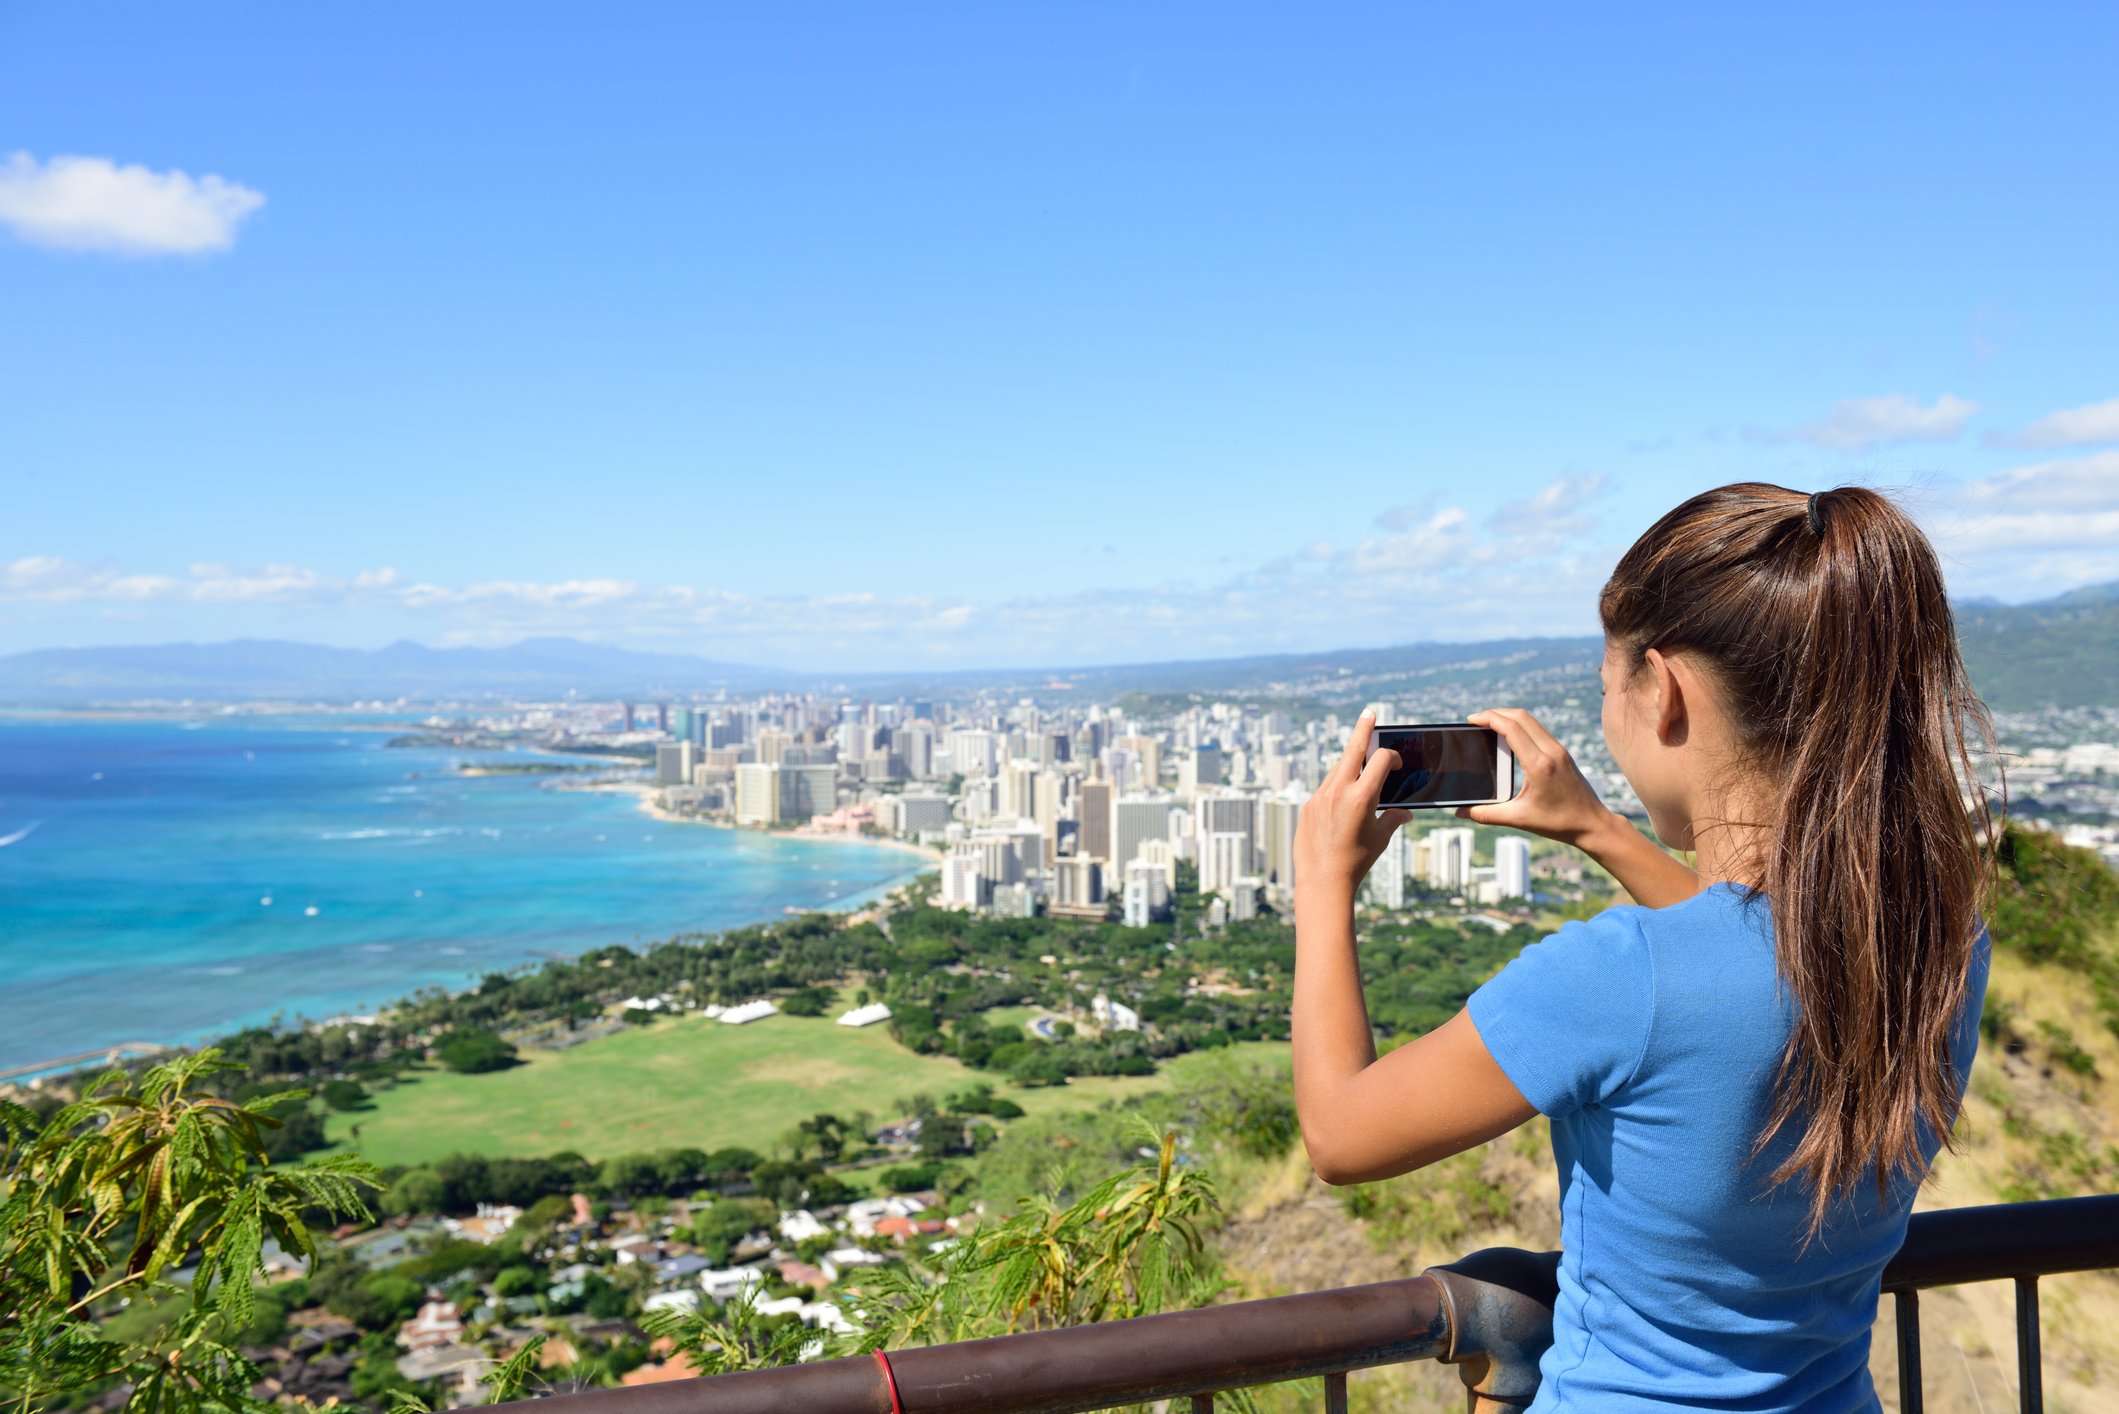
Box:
[1372,725,1501,808]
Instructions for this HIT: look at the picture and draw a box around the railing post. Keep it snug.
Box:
[1425,1249,1560,1413]
[1893,1289,1922,1414]
[2014,1276,2041,1414]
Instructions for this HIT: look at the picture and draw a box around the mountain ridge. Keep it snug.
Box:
[2,580,2113,708]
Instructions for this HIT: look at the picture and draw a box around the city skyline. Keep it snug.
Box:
[5,5,2117,669]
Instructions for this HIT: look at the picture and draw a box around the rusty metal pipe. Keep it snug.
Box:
[470,1194,2119,1414]
[483,1276,1452,1414]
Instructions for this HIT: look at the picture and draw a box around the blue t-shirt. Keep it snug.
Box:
[1466,882,1989,1412]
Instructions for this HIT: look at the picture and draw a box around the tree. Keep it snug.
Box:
[783,1113,849,1164]
[780,987,832,1017]
[0,1050,380,1412]
[641,1284,811,1376]
[845,1128,1226,1350]
[320,1078,370,1111]
[493,1265,541,1298]
[434,1027,518,1073]
[687,1199,774,1264]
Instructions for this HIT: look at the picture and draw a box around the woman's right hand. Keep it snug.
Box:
[1457,708,1619,849]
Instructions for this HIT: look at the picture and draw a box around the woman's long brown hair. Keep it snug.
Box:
[1599,483,1995,1237]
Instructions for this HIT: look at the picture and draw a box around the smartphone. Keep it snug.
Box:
[1365,723,1518,809]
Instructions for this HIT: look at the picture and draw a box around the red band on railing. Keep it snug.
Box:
[873,1348,905,1414]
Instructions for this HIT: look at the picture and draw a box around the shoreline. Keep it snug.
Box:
[0,720,945,1085]
[582,778,944,867]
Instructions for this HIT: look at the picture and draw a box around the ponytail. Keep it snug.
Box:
[1599,483,1995,1236]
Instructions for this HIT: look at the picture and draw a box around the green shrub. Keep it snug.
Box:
[433,1026,518,1073]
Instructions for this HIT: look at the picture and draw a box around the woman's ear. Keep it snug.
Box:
[1643,647,1688,746]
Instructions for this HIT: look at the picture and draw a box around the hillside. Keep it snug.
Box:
[1958,581,2119,712]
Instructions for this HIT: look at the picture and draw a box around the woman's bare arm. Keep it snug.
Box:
[1291,711,1538,1185]
[1461,707,1701,910]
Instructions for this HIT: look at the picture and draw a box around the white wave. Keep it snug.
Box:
[355,943,393,953]
[321,827,396,840]
[0,821,42,848]
[193,965,244,976]
[437,946,465,956]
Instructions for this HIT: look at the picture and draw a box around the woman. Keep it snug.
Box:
[1291,483,1993,1411]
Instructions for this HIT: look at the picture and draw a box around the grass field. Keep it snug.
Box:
[323,1007,1284,1168]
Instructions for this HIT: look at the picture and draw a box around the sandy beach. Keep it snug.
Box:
[578,777,943,866]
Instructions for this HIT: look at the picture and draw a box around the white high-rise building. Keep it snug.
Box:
[966,834,1021,887]
[947,728,999,780]
[1179,745,1224,796]
[1495,836,1532,900]
[1261,793,1303,887]
[959,776,1001,826]
[899,724,936,779]
[995,819,1045,876]
[654,742,689,787]
[1195,792,1259,874]
[1117,734,1161,787]
[893,792,952,836]
[942,848,989,911]
[1366,832,1412,909]
[734,762,780,825]
[999,760,1040,821]
[1201,830,1251,895]
[1123,859,1172,927]
[1051,857,1106,920]
[1426,827,1476,891]
[1112,795,1173,870]
[779,763,836,823]
[1033,770,1066,864]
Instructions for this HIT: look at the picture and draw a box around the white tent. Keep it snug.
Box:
[836,1002,893,1027]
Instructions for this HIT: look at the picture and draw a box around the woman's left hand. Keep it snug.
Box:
[1294,709,1412,900]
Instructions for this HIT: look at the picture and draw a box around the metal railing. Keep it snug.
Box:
[482,1193,2119,1414]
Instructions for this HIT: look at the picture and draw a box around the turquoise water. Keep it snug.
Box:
[0,715,928,1072]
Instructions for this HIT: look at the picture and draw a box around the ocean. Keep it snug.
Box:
[0,715,930,1073]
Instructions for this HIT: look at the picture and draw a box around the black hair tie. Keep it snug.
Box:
[1806,491,1826,537]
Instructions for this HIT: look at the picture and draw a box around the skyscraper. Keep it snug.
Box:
[1426,827,1476,891]
[734,763,780,825]
[1051,858,1106,920]
[1200,830,1251,895]
[1495,836,1532,900]
[1078,780,1113,863]
[1180,745,1224,795]
[1195,791,1259,873]
[1261,793,1302,887]
[779,763,836,823]
[1112,795,1173,870]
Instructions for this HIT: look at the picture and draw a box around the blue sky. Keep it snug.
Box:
[3,3,2115,670]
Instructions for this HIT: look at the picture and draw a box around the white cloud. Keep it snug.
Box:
[1996,397,2119,448]
[0,485,1619,668]
[1787,394,1979,451]
[0,152,264,256]
[12,455,2110,667]
[1928,452,2119,554]
[1490,472,1610,548]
